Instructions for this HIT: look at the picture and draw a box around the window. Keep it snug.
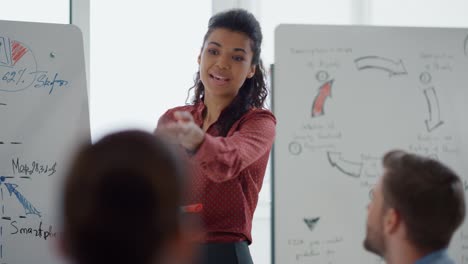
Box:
[0,0,69,24]
[370,0,468,27]
[90,1,211,140]
[260,0,354,68]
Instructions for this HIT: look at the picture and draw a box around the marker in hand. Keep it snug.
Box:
[181,203,203,213]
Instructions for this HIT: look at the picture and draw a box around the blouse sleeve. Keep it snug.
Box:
[156,109,175,128]
[191,110,276,183]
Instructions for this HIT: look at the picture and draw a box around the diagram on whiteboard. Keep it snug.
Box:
[274,25,468,264]
[0,18,91,264]
[290,53,450,162]
[0,36,69,95]
[1,36,61,262]
[354,56,407,77]
[423,87,444,132]
[3,181,41,218]
[0,37,38,92]
[312,78,333,117]
[0,156,58,262]
[327,151,363,178]
[419,71,445,132]
[0,142,21,145]
[303,217,320,231]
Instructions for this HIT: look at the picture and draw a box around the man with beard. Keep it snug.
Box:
[364,150,466,264]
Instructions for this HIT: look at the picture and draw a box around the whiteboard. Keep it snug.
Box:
[273,24,468,264]
[0,20,89,263]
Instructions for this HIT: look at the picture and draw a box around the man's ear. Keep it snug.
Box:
[383,208,400,235]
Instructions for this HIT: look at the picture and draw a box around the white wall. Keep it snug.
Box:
[370,0,468,27]
[89,1,211,141]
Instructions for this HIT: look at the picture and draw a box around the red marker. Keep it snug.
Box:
[181,203,203,213]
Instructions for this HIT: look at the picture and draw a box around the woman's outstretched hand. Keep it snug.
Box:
[156,111,205,152]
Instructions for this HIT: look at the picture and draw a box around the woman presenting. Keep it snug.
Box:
[156,8,276,264]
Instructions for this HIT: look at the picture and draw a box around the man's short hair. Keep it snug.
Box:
[382,150,465,251]
[62,130,186,264]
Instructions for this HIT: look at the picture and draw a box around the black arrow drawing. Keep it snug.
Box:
[304,217,320,231]
[327,151,363,178]
[0,141,22,145]
[355,56,407,76]
[423,87,444,132]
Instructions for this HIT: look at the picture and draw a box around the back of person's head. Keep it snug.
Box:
[382,150,466,252]
[61,130,186,264]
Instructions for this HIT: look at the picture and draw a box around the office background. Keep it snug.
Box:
[2,1,467,263]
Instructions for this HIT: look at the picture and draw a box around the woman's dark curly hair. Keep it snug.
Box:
[188,8,268,136]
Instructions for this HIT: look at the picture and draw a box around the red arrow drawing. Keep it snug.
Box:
[312,79,333,117]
